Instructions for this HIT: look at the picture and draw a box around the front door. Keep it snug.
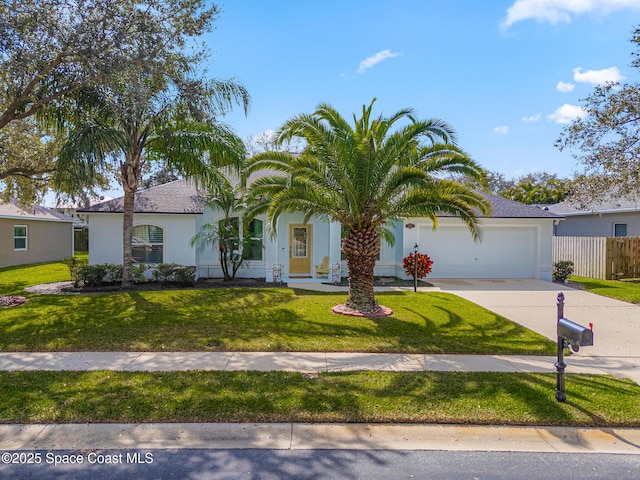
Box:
[289,224,312,276]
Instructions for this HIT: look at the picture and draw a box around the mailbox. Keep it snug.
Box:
[557,317,594,352]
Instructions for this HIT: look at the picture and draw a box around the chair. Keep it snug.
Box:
[315,256,329,277]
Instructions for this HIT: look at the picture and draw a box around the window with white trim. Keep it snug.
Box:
[217,217,263,261]
[132,225,164,263]
[14,225,27,250]
[614,223,628,237]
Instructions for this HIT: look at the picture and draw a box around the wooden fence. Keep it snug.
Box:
[553,236,640,280]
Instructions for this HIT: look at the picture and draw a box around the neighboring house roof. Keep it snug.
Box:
[547,197,640,216]
[438,193,562,219]
[0,199,75,223]
[78,179,205,214]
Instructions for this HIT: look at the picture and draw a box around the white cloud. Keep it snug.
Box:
[357,49,400,74]
[547,104,587,124]
[522,114,541,123]
[501,0,640,29]
[573,66,626,84]
[556,81,575,92]
[494,125,510,135]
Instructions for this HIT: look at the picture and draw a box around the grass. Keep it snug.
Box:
[0,252,87,296]
[0,370,638,427]
[0,257,556,354]
[570,275,640,303]
[0,287,556,354]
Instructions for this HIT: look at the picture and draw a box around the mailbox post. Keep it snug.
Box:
[555,292,567,402]
[555,292,594,402]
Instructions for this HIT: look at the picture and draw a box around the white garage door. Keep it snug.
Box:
[419,226,536,278]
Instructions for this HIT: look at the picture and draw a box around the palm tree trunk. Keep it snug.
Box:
[120,148,142,287]
[342,229,381,313]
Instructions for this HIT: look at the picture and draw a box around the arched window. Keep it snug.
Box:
[132,225,164,263]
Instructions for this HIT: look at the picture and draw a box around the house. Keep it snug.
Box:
[79,179,561,281]
[547,197,640,237]
[0,199,75,268]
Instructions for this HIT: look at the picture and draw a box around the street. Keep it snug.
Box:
[1,449,639,479]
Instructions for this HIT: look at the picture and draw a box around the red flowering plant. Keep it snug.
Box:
[402,252,433,279]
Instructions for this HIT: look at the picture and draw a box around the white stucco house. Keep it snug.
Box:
[78,179,561,282]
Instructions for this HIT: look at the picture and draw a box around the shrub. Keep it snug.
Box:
[63,257,88,287]
[77,264,109,287]
[130,264,148,284]
[403,252,434,279]
[152,263,196,286]
[103,264,123,283]
[553,261,574,282]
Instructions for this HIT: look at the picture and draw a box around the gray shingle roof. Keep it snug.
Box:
[546,197,640,215]
[0,199,74,222]
[78,180,560,219]
[438,192,562,219]
[78,179,205,214]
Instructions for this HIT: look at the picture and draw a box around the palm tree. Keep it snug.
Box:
[246,99,491,315]
[54,72,249,286]
[190,172,254,281]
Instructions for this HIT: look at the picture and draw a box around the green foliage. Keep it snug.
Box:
[63,257,89,288]
[553,261,575,282]
[152,263,196,286]
[570,276,640,303]
[246,98,490,312]
[77,264,109,287]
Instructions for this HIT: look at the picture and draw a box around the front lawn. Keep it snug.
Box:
[0,288,555,354]
[570,276,640,303]
[1,371,638,426]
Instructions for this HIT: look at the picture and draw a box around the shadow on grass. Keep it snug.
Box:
[1,371,639,429]
[0,288,555,354]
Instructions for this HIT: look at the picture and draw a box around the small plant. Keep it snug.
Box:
[553,261,574,282]
[63,257,88,287]
[403,252,434,279]
[130,264,149,284]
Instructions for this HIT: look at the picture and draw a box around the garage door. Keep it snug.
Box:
[419,226,536,278]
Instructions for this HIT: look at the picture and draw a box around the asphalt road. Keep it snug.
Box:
[1,449,639,479]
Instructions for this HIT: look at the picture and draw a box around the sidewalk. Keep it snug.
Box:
[2,351,639,384]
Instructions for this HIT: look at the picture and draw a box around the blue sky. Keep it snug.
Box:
[204,0,639,181]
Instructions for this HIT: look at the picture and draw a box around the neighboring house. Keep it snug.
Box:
[0,199,75,268]
[547,198,640,237]
[79,179,561,282]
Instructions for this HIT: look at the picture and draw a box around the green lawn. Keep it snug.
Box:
[0,258,555,354]
[1,371,638,426]
[570,276,640,303]
[0,287,555,354]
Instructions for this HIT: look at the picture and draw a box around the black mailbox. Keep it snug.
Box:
[557,317,594,352]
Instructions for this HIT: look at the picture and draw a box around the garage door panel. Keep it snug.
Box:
[419,226,535,278]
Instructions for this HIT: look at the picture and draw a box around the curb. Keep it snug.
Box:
[2,423,640,454]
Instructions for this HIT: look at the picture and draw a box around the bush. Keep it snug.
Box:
[131,264,148,284]
[152,263,196,286]
[403,252,434,279]
[77,264,109,287]
[553,261,574,282]
[63,257,88,287]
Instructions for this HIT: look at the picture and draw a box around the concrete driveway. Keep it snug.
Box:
[430,279,640,380]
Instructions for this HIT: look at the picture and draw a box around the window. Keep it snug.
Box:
[614,223,628,237]
[132,225,164,263]
[14,225,27,250]
[244,219,263,261]
[217,217,263,261]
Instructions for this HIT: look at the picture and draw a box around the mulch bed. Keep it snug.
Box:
[0,295,26,307]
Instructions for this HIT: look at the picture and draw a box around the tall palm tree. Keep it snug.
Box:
[54,72,249,286]
[247,99,491,315]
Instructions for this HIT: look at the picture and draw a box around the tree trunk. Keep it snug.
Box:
[342,228,381,313]
[120,147,142,287]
